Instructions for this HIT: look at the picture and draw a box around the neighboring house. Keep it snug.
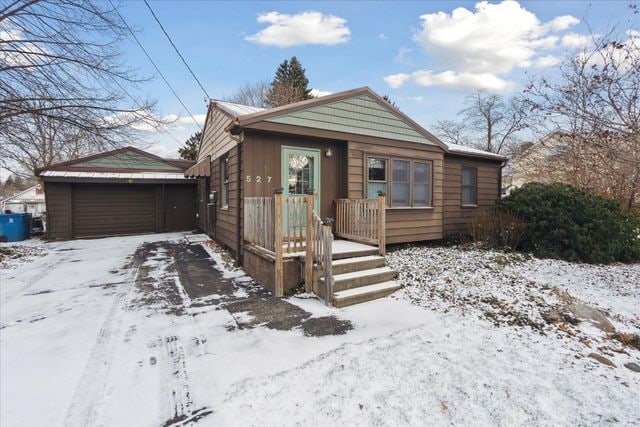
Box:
[505,132,567,191]
[0,184,46,215]
[185,87,506,306]
[36,147,196,239]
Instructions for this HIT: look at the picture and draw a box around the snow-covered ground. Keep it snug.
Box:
[1,236,639,426]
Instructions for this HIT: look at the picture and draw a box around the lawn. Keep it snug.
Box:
[1,235,638,426]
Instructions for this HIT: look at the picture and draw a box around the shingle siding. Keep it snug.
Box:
[264,94,436,146]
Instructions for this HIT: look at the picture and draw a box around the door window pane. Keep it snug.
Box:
[367,158,386,199]
[368,158,386,181]
[414,162,431,207]
[288,154,314,195]
[392,160,410,206]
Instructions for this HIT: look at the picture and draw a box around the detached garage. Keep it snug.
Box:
[37,147,197,240]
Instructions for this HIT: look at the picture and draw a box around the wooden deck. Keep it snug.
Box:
[283,240,378,258]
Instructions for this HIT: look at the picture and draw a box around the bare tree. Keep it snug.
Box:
[432,91,528,154]
[225,81,270,108]
[459,91,528,154]
[433,119,470,146]
[0,0,165,175]
[524,27,640,209]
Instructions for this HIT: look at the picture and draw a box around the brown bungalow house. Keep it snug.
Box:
[185,87,506,307]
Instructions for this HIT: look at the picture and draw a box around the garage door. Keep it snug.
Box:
[72,184,156,238]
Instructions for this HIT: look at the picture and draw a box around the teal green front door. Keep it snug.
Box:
[281,146,321,214]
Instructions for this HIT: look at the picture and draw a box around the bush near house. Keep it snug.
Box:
[498,183,640,264]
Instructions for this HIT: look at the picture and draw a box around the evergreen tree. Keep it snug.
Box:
[178,131,201,161]
[267,56,312,107]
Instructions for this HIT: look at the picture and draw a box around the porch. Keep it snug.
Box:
[242,192,400,307]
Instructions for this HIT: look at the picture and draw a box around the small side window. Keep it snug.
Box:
[462,167,477,205]
[221,156,229,208]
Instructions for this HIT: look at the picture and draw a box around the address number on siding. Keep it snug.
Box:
[246,175,272,183]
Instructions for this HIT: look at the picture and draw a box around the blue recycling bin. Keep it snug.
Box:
[0,213,32,242]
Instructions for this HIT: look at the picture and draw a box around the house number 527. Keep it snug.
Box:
[246,175,272,183]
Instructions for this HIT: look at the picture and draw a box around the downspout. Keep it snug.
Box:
[499,159,507,199]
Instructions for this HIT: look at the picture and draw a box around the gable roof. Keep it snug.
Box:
[36,147,194,175]
[226,87,447,149]
[198,87,506,162]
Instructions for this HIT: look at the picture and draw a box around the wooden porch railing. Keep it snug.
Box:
[244,191,334,303]
[335,194,386,255]
[243,197,275,252]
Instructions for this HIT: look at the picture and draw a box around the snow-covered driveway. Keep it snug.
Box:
[1,235,639,426]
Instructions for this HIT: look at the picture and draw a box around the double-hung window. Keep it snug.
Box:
[413,162,432,207]
[461,166,477,205]
[367,156,433,208]
[221,156,229,209]
[391,160,410,207]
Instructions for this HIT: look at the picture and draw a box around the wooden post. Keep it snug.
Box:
[322,220,333,307]
[378,192,386,256]
[274,189,284,297]
[304,191,314,292]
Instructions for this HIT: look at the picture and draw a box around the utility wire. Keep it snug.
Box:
[143,0,210,100]
[108,0,202,130]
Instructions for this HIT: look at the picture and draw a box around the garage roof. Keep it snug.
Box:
[36,147,196,183]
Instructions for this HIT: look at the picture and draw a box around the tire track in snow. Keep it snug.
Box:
[62,262,141,427]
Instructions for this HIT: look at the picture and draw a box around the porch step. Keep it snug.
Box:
[323,266,397,292]
[333,281,402,308]
[331,248,379,261]
[331,255,386,275]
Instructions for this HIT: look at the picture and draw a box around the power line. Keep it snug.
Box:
[143,0,210,100]
[108,0,202,130]
[108,74,187,153]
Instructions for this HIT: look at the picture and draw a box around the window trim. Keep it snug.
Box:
[365,155,433,209]
[461,166,478,207]
[220,155,229,210]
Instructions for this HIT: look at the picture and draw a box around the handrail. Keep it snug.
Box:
[335,194,386,255]
[311,213,333,306]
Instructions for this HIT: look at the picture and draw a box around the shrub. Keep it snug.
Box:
[499,183,640,263]
[467,209,527,250]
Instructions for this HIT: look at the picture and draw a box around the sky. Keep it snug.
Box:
[4,0,637,180]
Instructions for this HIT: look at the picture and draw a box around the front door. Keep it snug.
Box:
[281,146,321,213]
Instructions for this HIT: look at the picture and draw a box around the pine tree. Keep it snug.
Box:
[178,131,201,161]
[289,57,311,100]
[267,56,312,107]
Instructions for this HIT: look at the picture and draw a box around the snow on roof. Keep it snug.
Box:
[39,171,193,180]
[446,143,507,160]
[215,100,265,117]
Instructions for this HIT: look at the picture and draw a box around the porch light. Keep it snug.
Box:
[325,149,332,157]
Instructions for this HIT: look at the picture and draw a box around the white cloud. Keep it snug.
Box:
[310,88,332,97]
[245,11,350,47]
[383,73,412,89]
[385,1,580,91]
[534,55,561,67]
[561,32,594,48]
[399,96,424,102]
[546,15,580,31]
[394,47,413,65]
[378,33,387,39]
[385,70,512,91]
[413,70,513,91]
